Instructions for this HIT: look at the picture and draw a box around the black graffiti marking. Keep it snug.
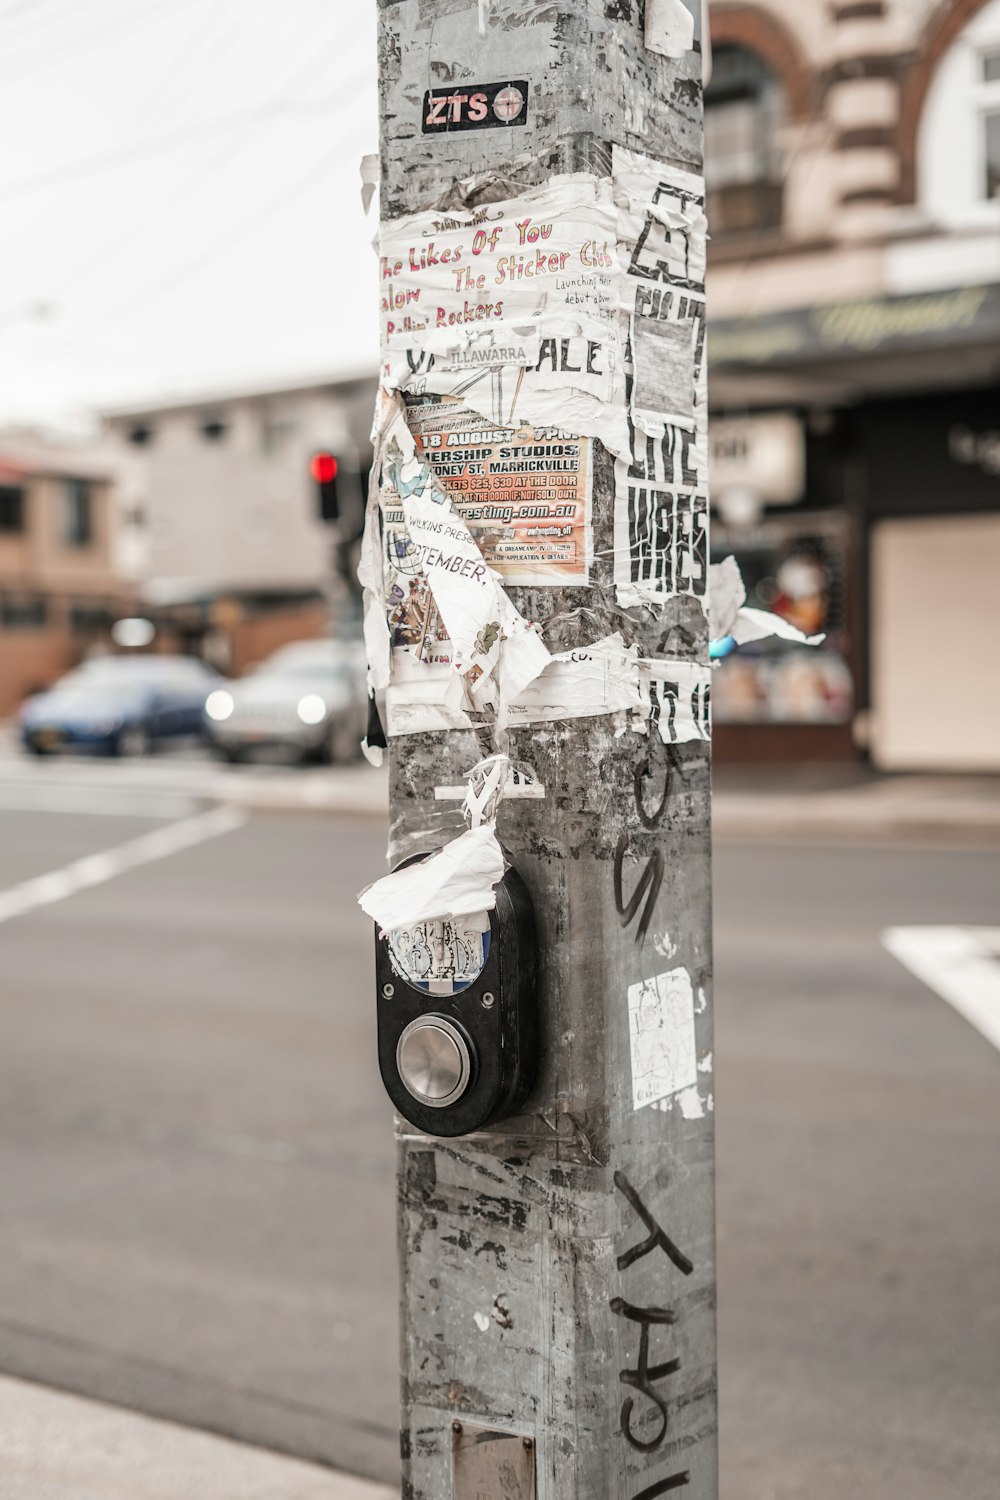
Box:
[615,1170,695,1277]
[611,1174,696,1466]
[634,741,689,831]
[610,1299,679,1452]
[634,1475,691,1498]
[634,750,669,830]
[614,834,663,947]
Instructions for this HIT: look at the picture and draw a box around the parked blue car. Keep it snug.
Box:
[20,656,224,756]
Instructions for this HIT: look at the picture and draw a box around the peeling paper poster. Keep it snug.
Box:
[384,654,475,737]
[709,555,826,648]
[378,175,625,445]
[407,394,592,584]
[628,967,699,1112]
[612,148,709,610]
[643,659,711,744]
[377,399,550,707]
[506,634,643,726]
[502,640,710,741]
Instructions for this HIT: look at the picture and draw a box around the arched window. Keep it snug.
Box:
[919,0,1000,223]
[704,44,785,235]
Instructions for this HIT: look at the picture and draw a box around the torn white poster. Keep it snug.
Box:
[616,482,708,605]
[385,653,476,737]
[505,633,643,726]
[377,398,551,710]
[378,174,626,446]
[709,555,826,647]
[612,147,710,611]
[731,607,825,648]
[708,554,745,639]
[627,966,699,1111]
[358,822,505,931]
[642,658,711,743]
[645,0,695,58]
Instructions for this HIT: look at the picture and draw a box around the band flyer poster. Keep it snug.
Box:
[404,393,591,585]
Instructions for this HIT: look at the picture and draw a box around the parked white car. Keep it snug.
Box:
[203,639,367,764]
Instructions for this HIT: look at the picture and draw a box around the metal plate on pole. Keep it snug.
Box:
[452,1422,536,1500]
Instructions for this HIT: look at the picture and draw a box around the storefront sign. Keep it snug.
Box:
[709,412,804,506]
[709,284,1000,369]
[949,423,1000,478]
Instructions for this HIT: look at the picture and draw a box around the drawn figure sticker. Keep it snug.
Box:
[422,80,529,134]
[386,912,492,996]
[627,967,699,1110]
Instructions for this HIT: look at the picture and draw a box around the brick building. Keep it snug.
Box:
[704,0,1000,770]
[104,374,376,676]
[0,432,139,716]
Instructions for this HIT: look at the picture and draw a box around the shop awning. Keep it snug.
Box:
[708,282,1000,407]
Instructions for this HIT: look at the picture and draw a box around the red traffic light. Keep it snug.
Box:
[310,452,338,484]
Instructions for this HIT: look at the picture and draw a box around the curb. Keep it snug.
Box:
[713,797,1000,846]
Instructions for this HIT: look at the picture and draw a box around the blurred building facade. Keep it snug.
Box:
[0,431,140,714]
[105,375,375,676]
[705,0,1000,770]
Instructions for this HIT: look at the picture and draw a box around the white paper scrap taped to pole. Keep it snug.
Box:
[645,0,695,58]
[628,967,699,1111]
[358,823,505,931]
[505,633,643,725]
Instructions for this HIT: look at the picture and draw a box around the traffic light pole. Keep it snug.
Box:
[374,4,716,1497]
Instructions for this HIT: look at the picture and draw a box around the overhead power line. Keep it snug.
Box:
[50,29,370,306]
[0,85,368,202]
[19,123,372,370]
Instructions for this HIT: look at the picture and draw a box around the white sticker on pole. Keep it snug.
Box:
[627,967,699,1111]
[645,0,694,58]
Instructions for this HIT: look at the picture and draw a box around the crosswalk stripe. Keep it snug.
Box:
[0,806,247,927]
[882,926,1000,1054]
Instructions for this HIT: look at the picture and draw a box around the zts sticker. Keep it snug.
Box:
[422,80,528,134]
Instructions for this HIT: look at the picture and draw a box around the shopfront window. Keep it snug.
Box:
[711,513,853,726]
[60,478,93,548]
[0,484,24,533]
[985,106,1000,198]
[704,44,785,234]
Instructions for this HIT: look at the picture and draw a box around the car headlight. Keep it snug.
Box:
[296,693,327,725]
[205,689,235,722]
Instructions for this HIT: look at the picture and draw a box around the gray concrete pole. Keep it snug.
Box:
[375,4,715,1497]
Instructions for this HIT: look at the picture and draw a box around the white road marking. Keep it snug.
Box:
[882,926,1000,1054]
[0,806,247,927]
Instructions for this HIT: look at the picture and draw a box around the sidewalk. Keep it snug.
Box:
[712,765,1000,844]
[0,1376,397,1500]
[1,723,997,842]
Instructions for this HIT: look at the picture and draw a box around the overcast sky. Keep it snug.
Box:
[0,0,380,429]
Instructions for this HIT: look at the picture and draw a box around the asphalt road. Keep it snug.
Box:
[0,774,998,1496]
